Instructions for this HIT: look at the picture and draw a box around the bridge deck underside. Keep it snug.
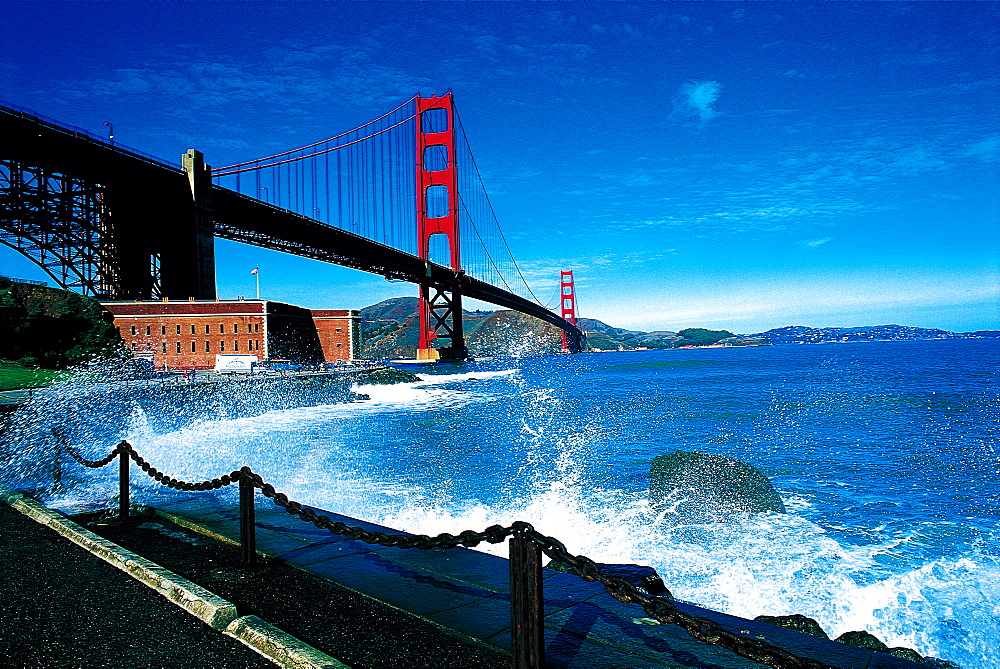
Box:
[1,105,583,347]
[212,188,581,340]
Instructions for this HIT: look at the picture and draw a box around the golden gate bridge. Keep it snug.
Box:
[0,93,582,359]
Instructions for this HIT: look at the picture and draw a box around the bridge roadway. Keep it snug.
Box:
[0,103,583,347]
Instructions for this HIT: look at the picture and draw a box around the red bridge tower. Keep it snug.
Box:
[415,93,467,361]
[559,270,578,352]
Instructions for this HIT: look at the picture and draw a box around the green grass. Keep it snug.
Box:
[0,360,67,391]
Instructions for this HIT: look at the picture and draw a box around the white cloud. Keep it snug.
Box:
[676,80,723,123]
[589,271,999,333]
[965,136,1000,163]
[801,237,833,247]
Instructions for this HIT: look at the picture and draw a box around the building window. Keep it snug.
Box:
[145,326,151,336]
[336,343,342,348]
[175,342,180,353]
[162,342,167,353]
[233,324,239,334]
[248,340,253,350]
[191,341,196,353]
[234,340,239,351]
[176,325,181,335]
[205,341,210,352]
[219,324,224,334]
[131,325,137,335]
[336,327,342,333]
[190,325,195,335]
[220,341,225,351]
[205,325,210,335]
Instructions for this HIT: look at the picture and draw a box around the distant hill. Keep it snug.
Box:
[751,324,999,345]
[359,297,495,358]
[357,296,997,357]
[578,319,766,351]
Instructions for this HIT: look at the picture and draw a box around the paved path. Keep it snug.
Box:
[153,496,929,669]
[0,502,276,669]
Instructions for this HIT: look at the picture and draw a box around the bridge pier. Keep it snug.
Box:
[1,104,218,300]
[417,283,468,362]
[94,149,216,301]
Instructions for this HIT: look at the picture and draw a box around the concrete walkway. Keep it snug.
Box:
[153,495,928,669]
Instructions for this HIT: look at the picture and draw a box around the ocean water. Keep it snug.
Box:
[3,339,997,667]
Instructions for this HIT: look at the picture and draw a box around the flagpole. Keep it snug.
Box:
[255,266,260,300]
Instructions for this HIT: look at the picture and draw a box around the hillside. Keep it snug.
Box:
[359,298,760,357]
[0,278,122,369]
[751,324,999,345]
[357,296,994,357]
[359,297,495,358]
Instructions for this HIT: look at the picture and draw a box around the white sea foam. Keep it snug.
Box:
[372,468,998,668]
[8,353,994,668]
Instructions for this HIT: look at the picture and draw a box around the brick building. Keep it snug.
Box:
[312,309,362,365]
[102,299,361,370]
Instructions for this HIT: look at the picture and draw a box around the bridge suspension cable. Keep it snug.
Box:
[210,94,552,311]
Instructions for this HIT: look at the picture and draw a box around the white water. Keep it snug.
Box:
[3,348,995,667]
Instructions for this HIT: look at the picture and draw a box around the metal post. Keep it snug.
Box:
[52,446,62,491]
[239,472,256,567]
[509,533,544,668]
[118,446,130,523]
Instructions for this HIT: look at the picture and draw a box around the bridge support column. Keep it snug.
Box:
[154,149,217,300]
[418,282,467,362]
[415,93,466,361]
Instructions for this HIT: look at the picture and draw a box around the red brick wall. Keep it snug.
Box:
[312,309,360,362]
[104,301,266,370]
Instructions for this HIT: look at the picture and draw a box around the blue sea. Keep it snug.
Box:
[4,339,998,667]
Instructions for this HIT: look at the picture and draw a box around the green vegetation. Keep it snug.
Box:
[0,278,123,388]
[672,328,736,347]
[0,360,68,391]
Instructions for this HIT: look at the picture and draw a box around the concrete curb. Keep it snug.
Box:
[0,488,347,669]
[226,616,349,669]
[0,488,237,630]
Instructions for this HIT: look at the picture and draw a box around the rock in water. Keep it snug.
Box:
[834,630,888,651]
[754,614,829,639]
[649,451,786,521]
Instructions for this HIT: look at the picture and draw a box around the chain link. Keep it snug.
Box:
[517,525,833,669]
[63,441,123,469]
[245,469,517,550]
[63,439,834,669]
[122,442,241,491]
[58,435,241,491]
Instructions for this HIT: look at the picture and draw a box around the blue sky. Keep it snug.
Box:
[2,1,997,333]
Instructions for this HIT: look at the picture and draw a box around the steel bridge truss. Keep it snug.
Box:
[0,158,126,298]
[421,284,467,361]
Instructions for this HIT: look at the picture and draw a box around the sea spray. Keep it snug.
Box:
[2,342,995,667]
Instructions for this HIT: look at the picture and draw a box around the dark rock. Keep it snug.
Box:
[546,561,672,598]
[835,630,889,650]
[649,451,786,521]
[356,367,419,385]
[923,658,962,668]
[888,647,927,662]
[753,614,829,639]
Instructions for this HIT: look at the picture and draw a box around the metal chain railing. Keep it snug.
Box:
[54,436,834,669]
